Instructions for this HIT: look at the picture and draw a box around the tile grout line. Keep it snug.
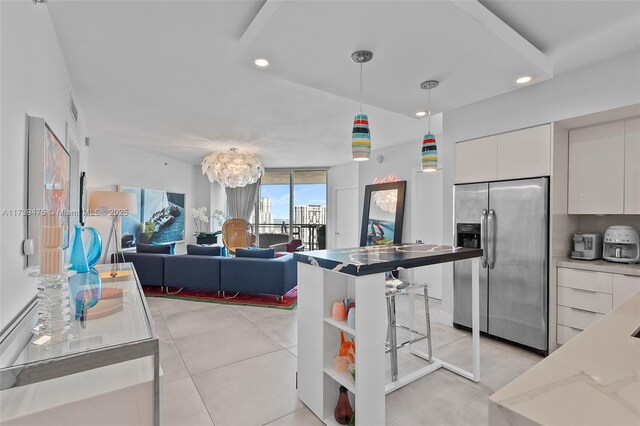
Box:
[261,407,307,426]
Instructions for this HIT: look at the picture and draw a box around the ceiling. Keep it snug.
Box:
[46,1,640,168]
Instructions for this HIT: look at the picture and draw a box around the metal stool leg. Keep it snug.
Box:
[423,286,433,362]
[408,291,416,346]
[387,294,399,382]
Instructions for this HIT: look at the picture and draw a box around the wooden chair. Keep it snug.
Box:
[222,219,253,254]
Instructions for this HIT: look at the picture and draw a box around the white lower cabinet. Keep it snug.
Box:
[557,266,640,345]
[612,274,640,308]
[557,324,582,345]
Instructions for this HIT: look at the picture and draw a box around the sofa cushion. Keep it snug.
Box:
[152,241,176,254]
[235,248,275,258]
[137,243,172,254]
[187,244,221,256]
[165,255,222,291]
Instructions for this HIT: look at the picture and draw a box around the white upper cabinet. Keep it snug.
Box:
[624,118,640,214]
[455,135,497,184]
[497,124,551,180]
[455,125,551,184]
[568,121,625,214]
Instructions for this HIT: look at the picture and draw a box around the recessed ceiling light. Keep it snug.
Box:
[415,111,427,117]
[254,58,269,68]
[516,75,533,84]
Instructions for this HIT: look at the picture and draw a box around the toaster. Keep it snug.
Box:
[571,233,602,260]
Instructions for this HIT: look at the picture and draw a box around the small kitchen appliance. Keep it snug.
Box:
[603,226,640,264]
[571,233,602,260]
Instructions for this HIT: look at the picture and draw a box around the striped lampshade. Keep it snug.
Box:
[421,133,437,172]
[352,114,371,161]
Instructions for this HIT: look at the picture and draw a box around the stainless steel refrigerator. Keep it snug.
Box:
[453,177,549,353]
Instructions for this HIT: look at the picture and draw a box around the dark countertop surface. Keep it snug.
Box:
[294,244,483,276]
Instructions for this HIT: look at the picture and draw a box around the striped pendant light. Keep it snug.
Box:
[422,133,437,171]
[351,50,373,161]
[352,113,371,161]
[420,80,439,172]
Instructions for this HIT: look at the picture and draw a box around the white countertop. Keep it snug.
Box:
[489,290,640,425]
[557,257,640,277]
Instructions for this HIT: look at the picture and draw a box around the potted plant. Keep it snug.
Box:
[191,207,226,245]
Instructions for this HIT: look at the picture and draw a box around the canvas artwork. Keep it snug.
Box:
[367,189,398,245]
[119,186,185,247]
[44,125,71,248]
[360,181,406,247]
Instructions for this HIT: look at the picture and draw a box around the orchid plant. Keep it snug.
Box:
[191,207,226,237]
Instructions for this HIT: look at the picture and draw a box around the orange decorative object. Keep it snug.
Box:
[331,301,347,321]
[334,331,356,372]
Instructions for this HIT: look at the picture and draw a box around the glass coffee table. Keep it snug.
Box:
[0,263,159,425]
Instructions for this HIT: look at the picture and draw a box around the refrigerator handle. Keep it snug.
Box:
[480,209,488,268]
[488,209,496,269]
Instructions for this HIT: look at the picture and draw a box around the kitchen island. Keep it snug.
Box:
[294,244,483,425]
[489,288,640,425]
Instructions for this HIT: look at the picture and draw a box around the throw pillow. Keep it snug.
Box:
[151,242,176,254]
[186,244,221,256]
[137,243,172,254]
[235,248,275,259]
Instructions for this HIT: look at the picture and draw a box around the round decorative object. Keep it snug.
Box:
[201,148,264,188]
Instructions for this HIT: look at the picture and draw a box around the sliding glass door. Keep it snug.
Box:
[255,169,327,250]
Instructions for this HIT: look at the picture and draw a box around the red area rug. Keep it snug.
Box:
[143,286,297,310]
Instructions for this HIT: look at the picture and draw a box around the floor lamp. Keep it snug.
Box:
[88,191,137,277]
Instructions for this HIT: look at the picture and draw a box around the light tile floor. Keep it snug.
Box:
[149,295,541,426]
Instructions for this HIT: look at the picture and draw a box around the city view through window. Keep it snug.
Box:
[252,170,327,250]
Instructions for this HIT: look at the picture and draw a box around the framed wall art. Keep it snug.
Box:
[27,117,71,265]
[360,180,406,247]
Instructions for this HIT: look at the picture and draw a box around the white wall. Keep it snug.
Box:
[0,2,90,330]
[440,50,640,318]
[86,141,210,256]
[209,180,226,233]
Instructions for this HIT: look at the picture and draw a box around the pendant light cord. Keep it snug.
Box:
[360,62,363,113]
[427,87,431,134]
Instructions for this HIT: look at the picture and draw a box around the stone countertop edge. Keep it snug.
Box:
[488,290,640,426]
[293,245,483,277]
[556,257,640,277]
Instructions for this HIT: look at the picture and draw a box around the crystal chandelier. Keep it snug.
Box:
[201,148,264,188]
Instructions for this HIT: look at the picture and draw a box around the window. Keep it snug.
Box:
[255,170,327,250]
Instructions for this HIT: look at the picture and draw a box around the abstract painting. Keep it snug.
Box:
[44,124,71,248]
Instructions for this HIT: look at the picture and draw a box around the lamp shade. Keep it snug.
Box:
[352,114,371,161]
[421,133,438,172]
[88,191,137,215]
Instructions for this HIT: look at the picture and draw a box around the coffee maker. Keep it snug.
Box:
[603,226,640,264]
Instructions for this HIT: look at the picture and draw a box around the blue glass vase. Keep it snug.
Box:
[69,223,102,272]
[68,268,102,320]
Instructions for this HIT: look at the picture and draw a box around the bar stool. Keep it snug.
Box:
[385,280,433,382]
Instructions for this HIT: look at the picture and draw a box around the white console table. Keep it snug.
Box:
[295,244,482,425]
[0,263,159,425]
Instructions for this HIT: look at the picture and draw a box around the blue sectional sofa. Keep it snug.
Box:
[115,245,297,298]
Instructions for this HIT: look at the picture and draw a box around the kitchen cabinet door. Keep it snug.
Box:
[455,135,497,184]
[612,274,640,308]
[568,122,625,214]
[624,118,640,214]
[497,124,551,180]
